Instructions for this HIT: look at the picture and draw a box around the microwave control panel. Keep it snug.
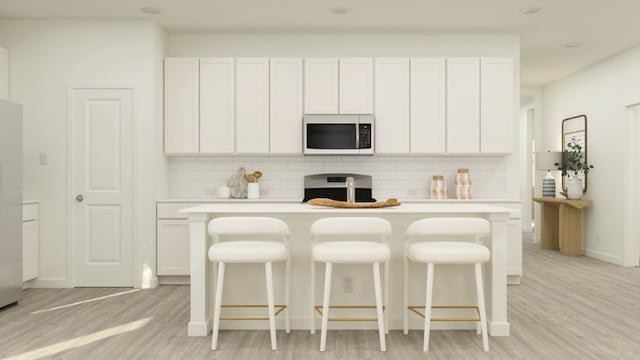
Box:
[358,124,372,149]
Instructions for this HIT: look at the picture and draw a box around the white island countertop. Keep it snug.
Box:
[180,202,512,215]
[182,201,511,338]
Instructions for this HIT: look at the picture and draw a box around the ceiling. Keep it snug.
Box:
[1,0,639,86]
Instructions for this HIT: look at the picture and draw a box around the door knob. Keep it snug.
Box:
[76,194,84,202]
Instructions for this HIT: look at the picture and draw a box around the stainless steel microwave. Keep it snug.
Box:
[303,114,374,155]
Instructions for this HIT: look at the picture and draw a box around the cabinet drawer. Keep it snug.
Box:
[23,203,38,222]
[157,203,201,219]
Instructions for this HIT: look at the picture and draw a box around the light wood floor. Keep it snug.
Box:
[1,235,639,360]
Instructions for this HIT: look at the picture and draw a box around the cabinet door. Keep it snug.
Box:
[481,57,514,154]
[200,58,235,153]
[339,58,373,114]
[304,58,338,114]
[23,220,39,282]
[270,58,303,154]
[164,58,199,153]
[446,58,480,153]
[0,46,8,100]
[411,58,446,153]
[236,58,270,153]
[157,220,190,276]
[375,58,409,153]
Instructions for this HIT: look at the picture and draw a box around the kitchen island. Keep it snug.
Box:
[182,202,511,337]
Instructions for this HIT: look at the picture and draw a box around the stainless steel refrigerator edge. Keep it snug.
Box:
[0,99,22,309]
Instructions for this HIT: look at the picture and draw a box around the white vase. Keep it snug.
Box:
[567,177,583,200]
[247,183,260,199]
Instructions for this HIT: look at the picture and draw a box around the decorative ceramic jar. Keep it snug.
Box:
[430,175,447,199]
[454,168,472,199]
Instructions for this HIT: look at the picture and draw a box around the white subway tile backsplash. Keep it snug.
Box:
[166,156,508,199]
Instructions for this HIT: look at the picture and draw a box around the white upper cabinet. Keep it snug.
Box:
[410,58,446,154]
[200,58,235,153]
[0,46,8,100]
[375,58,410,153]
[481,57,514,154]
[339,58,374,114]
[304,58,338,114]
[164,58,200,153]
[270,58,303,154]
[236,58,270,153]
[446,58,480,153]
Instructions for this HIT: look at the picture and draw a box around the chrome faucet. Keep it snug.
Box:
[346,176,355,203]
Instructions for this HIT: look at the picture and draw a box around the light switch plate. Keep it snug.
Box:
[39,153,47,165]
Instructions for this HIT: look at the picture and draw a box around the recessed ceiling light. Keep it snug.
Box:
[564,42,583,48]
[141,7,163,15]
[519,7,542,15]
[329,6,352,15]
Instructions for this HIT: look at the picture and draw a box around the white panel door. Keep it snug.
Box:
[447,58,480,153]
[270,58,303,153]
[157,220,190,276]
[340,58,373,114]
[304,58,338,114]
[71,87,133,287]
[375,58,409,153]
[481,57,514,154]
[200,58,235,153]
[164,58,199,154]
[0,46,8,100]
[411,58,446,153]
[236,58,269,153]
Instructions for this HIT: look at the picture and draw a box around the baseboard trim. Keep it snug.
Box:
[583,248,624,266]
[29,278,71,288]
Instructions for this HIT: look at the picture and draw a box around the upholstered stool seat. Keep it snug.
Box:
[313,241,391,263]
[408,241,490,264]
[209,241,288,263]
[310,217,392,352]
[207,217,290,351]
[404,217,491,352]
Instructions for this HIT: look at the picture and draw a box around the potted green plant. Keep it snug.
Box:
[554,136,594,199]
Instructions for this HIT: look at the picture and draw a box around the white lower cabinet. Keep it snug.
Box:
[157,219,190,276]
[156,203,199,277]
[22,203,39,282]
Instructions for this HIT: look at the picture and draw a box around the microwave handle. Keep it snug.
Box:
[355,123,360,149]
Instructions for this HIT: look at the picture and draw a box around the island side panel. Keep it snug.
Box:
[188,213,211,336]
[487,212,510,336]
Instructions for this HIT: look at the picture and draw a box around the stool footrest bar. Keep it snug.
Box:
[314,305,386,321]
[408,305,481,322]
[219,304,287,321]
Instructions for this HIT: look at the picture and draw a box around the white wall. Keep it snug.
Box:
[542,45,640,265]
[0,19,166,287]
[167,34,522,201]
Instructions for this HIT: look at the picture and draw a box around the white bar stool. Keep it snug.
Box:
[207,217,291,351]
[309,217,391,352]
[403,217,490,352]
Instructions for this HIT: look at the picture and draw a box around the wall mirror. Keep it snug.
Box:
[561,114,587,192]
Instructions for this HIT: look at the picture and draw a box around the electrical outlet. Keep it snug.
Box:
[343,276,353,293]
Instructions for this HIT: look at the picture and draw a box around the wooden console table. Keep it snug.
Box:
[533,197,592,256]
